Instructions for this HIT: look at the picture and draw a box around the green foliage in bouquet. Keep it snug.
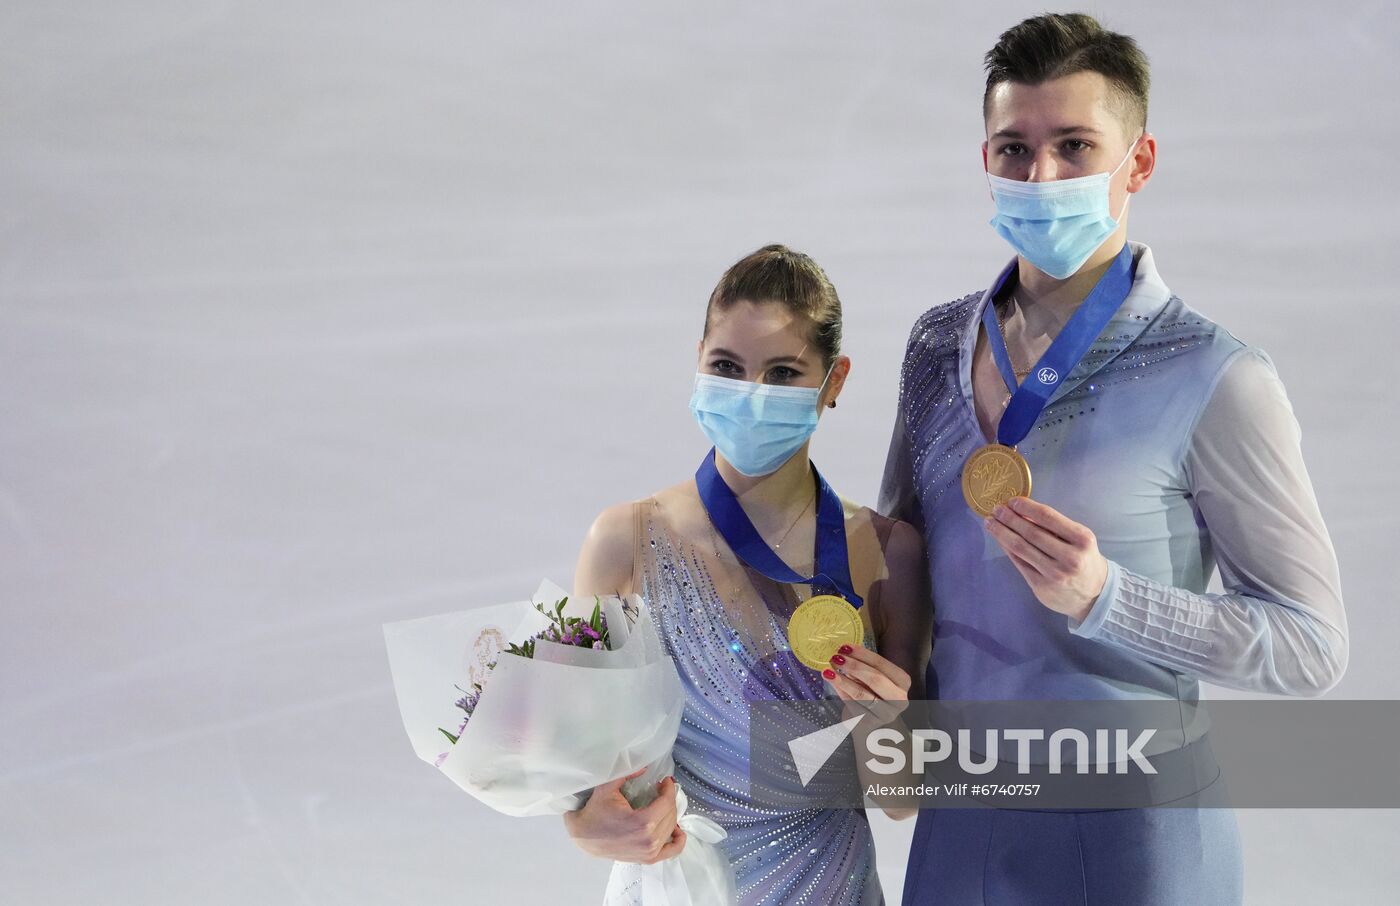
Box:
[436,596,610,749]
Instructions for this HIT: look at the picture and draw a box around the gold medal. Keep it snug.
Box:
[961,443,1032,517]
[787,594,865,671]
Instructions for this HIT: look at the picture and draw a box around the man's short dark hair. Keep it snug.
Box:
[983,13,1150,135]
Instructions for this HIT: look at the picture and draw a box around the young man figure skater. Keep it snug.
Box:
[880,13,1347,904]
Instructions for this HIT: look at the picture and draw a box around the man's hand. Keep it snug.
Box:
[983,495,1109,623]
[562,768,687,864]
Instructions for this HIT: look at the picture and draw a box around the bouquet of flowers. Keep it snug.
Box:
[432,595,610,767]
[383,580,736,905]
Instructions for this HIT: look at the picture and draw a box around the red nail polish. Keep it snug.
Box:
[830,654,846,665]
[838,645,853,655]
[822,668,837,680]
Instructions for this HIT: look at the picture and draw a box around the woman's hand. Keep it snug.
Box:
[562,767,687,864]
[983,495,1109,624]
[823,643,912,727]
[824,643,919,820]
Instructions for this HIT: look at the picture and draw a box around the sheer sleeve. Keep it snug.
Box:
[878,332,927,537]
[872,518,933,700]
[875,326,936,699]
[1069,347,1349,696]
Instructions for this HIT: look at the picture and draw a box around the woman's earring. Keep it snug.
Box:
[828,400,837,408]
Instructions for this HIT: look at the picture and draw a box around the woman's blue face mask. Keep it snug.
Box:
[688,361,835,477]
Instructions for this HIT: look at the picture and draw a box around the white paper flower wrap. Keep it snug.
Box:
[383,580,736,905]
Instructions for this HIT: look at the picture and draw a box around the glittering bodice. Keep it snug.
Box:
[885,242,1273,704]
[629,494,891,906]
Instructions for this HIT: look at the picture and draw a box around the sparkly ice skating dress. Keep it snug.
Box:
[618,490,905,906]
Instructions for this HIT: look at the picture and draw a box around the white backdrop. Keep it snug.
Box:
[3,1,1398,902]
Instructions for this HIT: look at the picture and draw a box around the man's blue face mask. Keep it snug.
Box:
[688,361,835,477]
[986,133,1143,280]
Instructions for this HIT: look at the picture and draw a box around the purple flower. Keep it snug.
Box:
[455,690,482,716]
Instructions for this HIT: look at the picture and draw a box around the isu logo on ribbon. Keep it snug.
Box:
[1036,366,1060,385]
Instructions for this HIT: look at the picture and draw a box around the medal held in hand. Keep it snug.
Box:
[696,448,865,673]
[788,594,865,671]
[963,244,1137,516]
[962,442,1032,517]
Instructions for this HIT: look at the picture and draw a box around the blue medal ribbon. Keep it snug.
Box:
[694,446,862,608]
[983,243,1137,447]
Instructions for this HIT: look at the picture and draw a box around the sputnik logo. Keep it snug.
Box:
[788,715,865,787]
[788,716,1161,783]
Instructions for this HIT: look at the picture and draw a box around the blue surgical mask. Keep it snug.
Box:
[986,134,1142,279]
[688,363,835,477]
